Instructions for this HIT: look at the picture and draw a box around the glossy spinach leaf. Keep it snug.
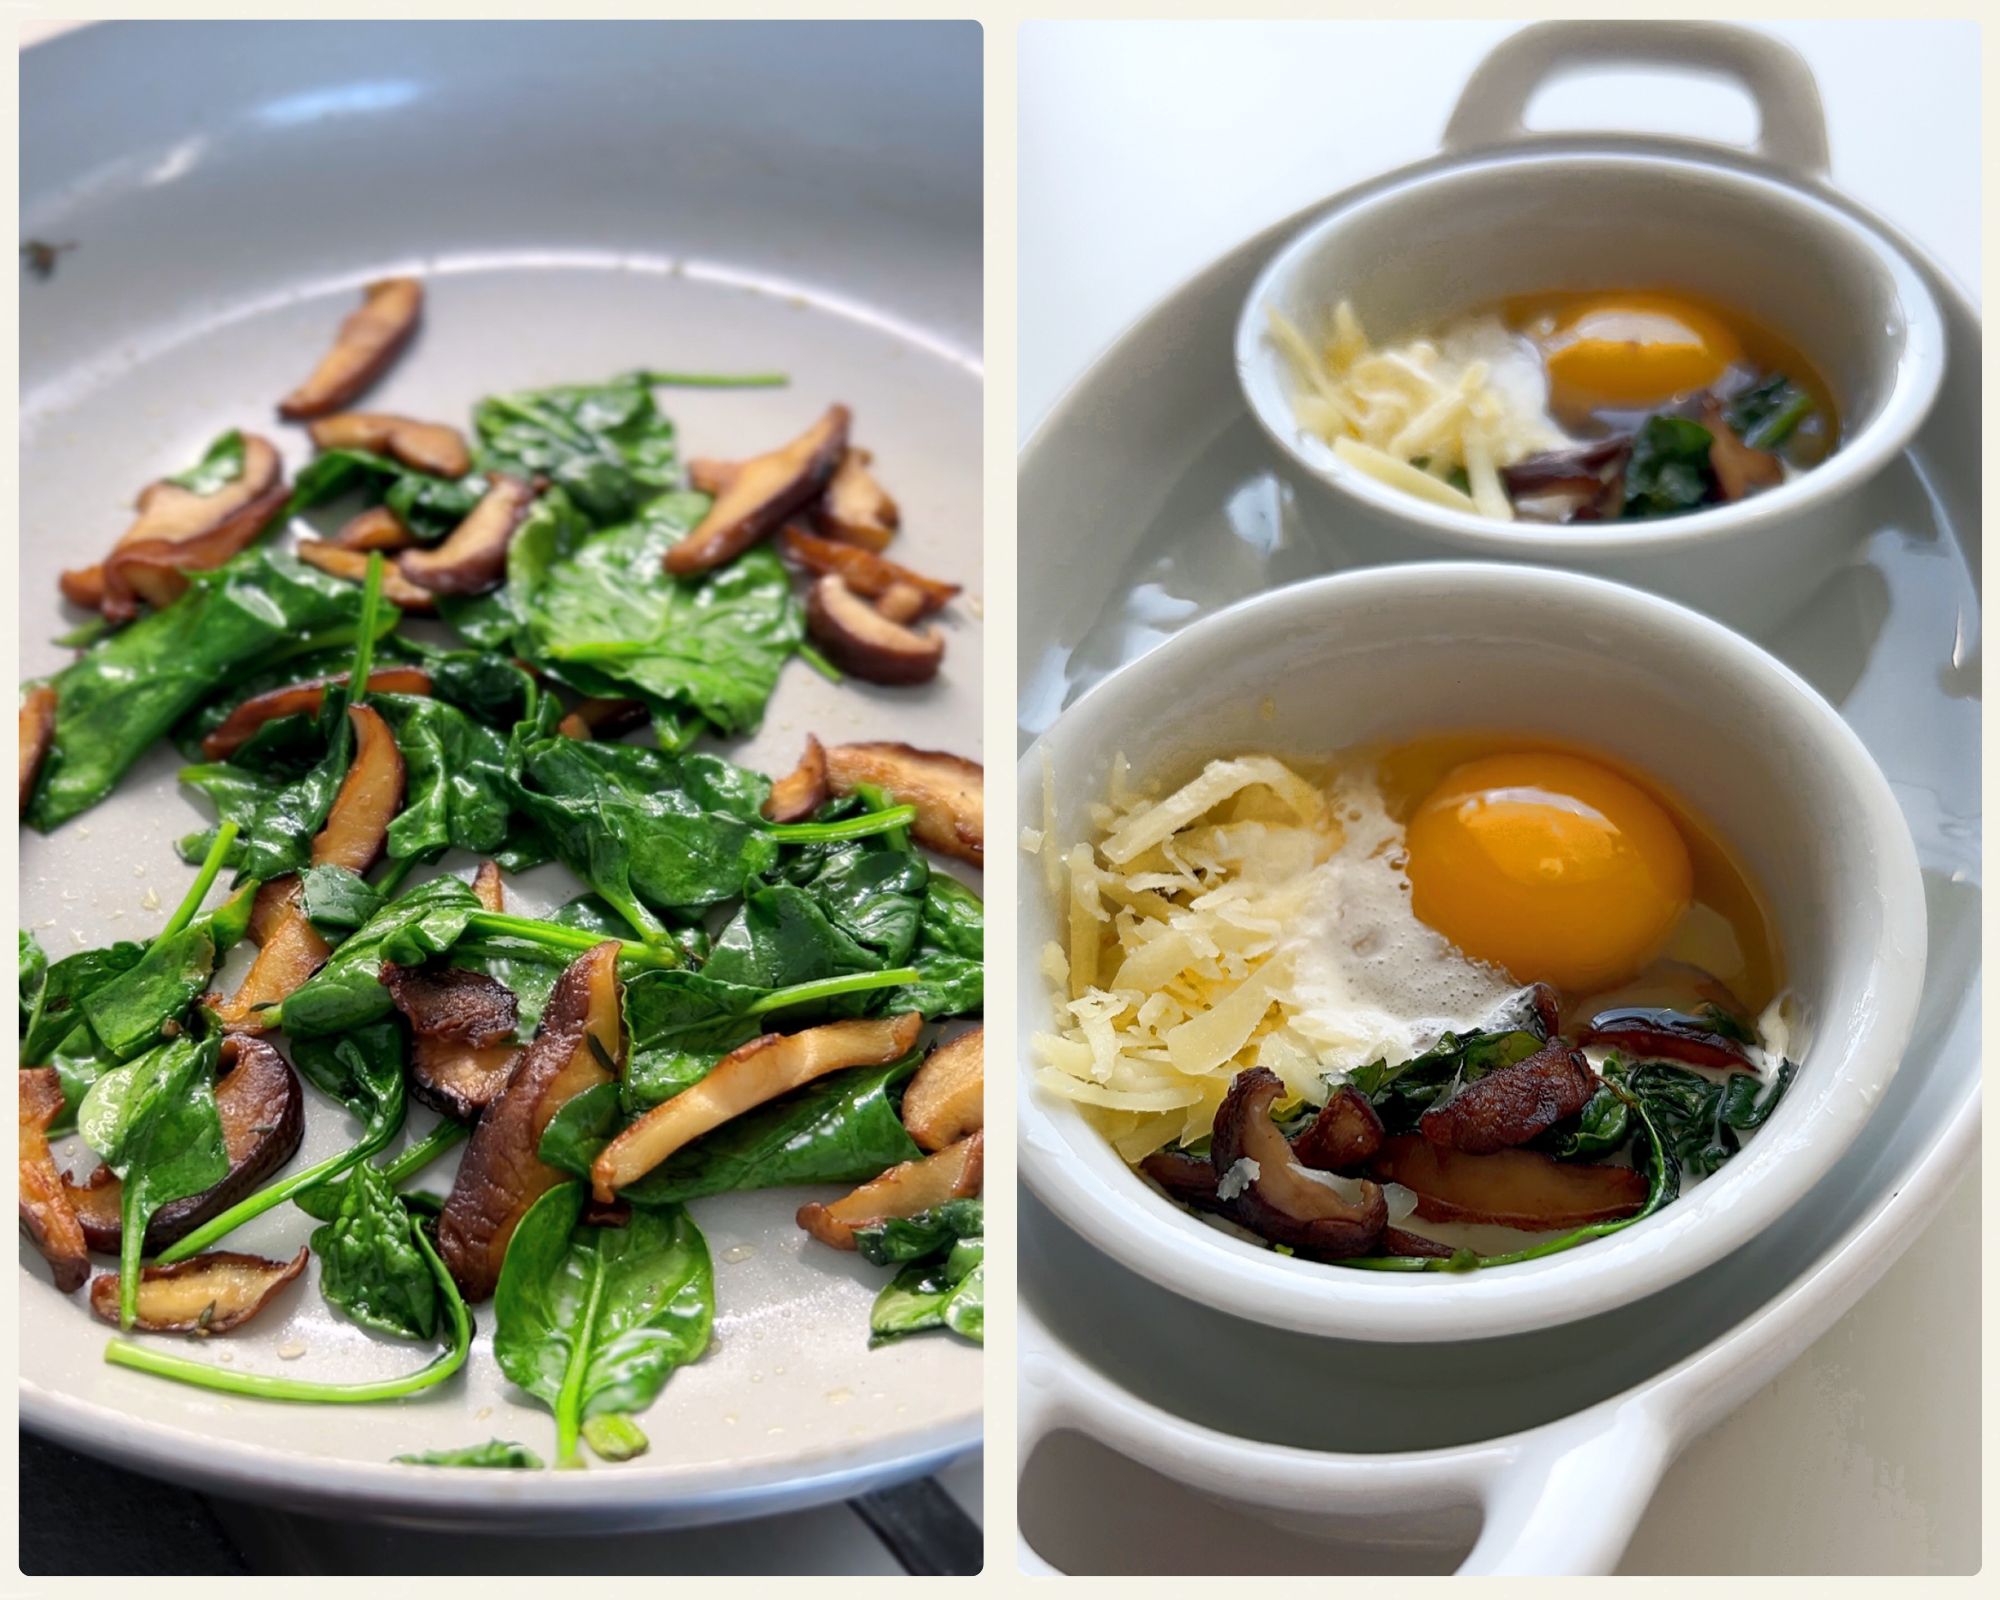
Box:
[311,1160,439,1341]
[287,446,482,543]
[853,1199,984,1268]
[19,930,49,1038]
[1540,1081,1632,1161]
[513,491,802,745]
[882,875,984,1019]
[30,549,385,829]
[375,693,514,861]
[1621,415,1715,519]
[1618,1058,1798,1179]
[472,372,678,526]
[1725,374,1816,452]
[1346,1028,1544,1134]
[165,430,246,494]
[492,1182,712,1467]
[869,1233,984,1347]
[299,863,384,938]
[78,1035,230,1329]
[393,1440,544,1469]
[703,880,885,991]
[279,877,482,1037]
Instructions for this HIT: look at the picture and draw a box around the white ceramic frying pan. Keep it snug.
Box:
[20,19,983,1531]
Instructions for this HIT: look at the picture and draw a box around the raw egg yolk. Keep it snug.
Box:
[1539,293,1743,412]
[1405,751,1693,992]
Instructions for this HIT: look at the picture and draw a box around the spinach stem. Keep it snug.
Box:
[380,1119,470,1186]
[373,853,424,899]
[763,805,917,845]
[460,910,681,969]
[553,1252,609,1467]
[156,1119,398,1264]
[118,1180,147,1331]
[160,821,239,939]
[797,643,844,684]
[489,394,595,452]
[640,370,789,389]
[745,967,921,1017]
[347,553,388,695]
[106,1226,471,1402]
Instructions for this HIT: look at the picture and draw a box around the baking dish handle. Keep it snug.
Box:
[1015,1344,1079,1575]
[1456,1399,1673,1575]
[1444,20,1831,181]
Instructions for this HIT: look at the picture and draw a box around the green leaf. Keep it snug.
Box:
[473,373,679,526]
[293,1118,469,1222]
[1622,415,1716,519]
[19,930,49,1038]
[165,430,246,494]
[287,446,482,543]
[868,1234,984,1347]
[579,1413,649,1462]
[76,924,217,1062]
[394,1440,545,1469]
[29,548,390,830]
[852,1199,984,1267]
[492,1183,712,1467]
[882,876,985,1020]
[514,491,802,744]
[376,693,514,861]
[298,863,384,938]
[1725,374,1816,453]
[279,877,481,1037]
[79,1036,230,1328]
[311,1162,439,1341]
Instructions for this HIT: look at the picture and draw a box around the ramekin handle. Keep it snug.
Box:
[1444,20,1830,181]
[1015,1341,1083,1575]
[1456,1399,1673,1575]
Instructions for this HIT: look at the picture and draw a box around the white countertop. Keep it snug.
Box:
[1018,19,1978,1574]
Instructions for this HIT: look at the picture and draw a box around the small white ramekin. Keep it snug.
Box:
[1235,151,1947,636]
[1016,563,1926,1343]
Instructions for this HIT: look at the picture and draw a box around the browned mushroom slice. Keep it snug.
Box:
[439,941,622,1301]
[411,1040,524,1125]
[686,458,739,496]
[805,576,945,685]
[815,447,901,552]
[1137,1148,1226,1212]
[19,685,55,817]
[1580,1006,1757,1073]
[825,741,984,866]
[761,735,829,823]
[1500,436,1631,523]
[1210,1067,1386,1259]
[555,697,649,743]
[1380,1226,1458,1259]
[798,1130,983,1249]
[1417,1038,1600,1155]
[778,526,960,614]
[57,566,107,611]
[592,1013,923,1203]
[64,1036,305,1254]
[1701,396,1784,502]
[278,277,424,420]
[211,705,404,1032]
[1370,1135,1648,1230]
[295,540,438,611]
[471,858,506,913]
[200,665,434,760]
[63,435,289,622]
[876,582,928,624]
[1292,1084,1385,1172]
[88,1247,309,1334]
[665,404,850,575]
[397,474,536,597]
[901,1026,982,1151]
[382,963,519,1048]
[308,411,473,479]
[329,505,416,552]
[19,1068,89,1292]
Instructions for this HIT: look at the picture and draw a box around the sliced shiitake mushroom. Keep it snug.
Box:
[1380,1226,1458,1259]
[88,1247,309,1334]
[19,1068,89,1292]
[1417,1038,1600,1155]
[815,447,900,552]
[1580,1007,1756,1073]
[279,278,424,420]
[761,735,829,823]
[200,666,433,760]
[1138,1148,1226,1212]
[555,697,648,743]
[308,411,473,479]
[397,474,535,597]
[329,505,416,552]
[19,685,56,816]
[665,405,849,575]
[411,1040,524,1125]
[901,1026,982,1152]
[471,858,506,914]
[1292,1084,1385,1172]
[1702,396,1785,503]
[63,1036,305,1253]
[382,963,519,1048]
[591,1012,922,1203]
[62,435,288,622]
[805,576,945,685]
[210,704,404,1032]
[687,458,738,496]
[439,940,622,1300]
[779,526,960,615]
[825,741,983,866]
[1210,1067,1386,1259]
[295,540,438,611]
[798,1130,983,1250]
[1370,1134,1649,1230]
